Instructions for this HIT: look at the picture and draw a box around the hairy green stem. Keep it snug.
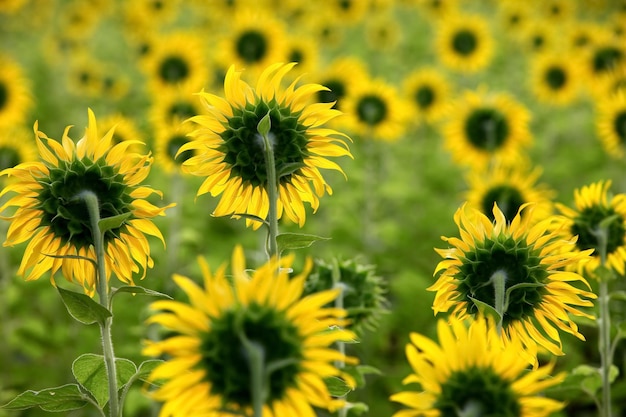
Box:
[491,270,507,334]
[240,333,265,417]
[80,191,120,417]
[260,131,279,260]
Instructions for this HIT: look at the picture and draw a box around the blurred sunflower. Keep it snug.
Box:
[539,0,575,22]
[66,53,103,98]
[142,31,208,94]
[443,89,532,169]
[154,122,196,174]
[319,0,368,25]
[390,316,565,417]
[596,90,626,158]
[284,35,320,80]
[0,109,171,295]
[402,67,452,126]
[554,180,626,277]
[465,162,555,224]
[122,0,180,29]
[496,2,531,38]
[0,55,32,127]
[530,52,581,106]
[341,76,409,141]
[564,20,601,52]
[217,9,288,80]
[312,56,369,112]
[429,203,596,363]
[414,0,458,20]
[58,0,100,41]
[582,29,626,96]
[143,246,357,417]
[435,13,494,73]
[0,127,36,173]
[182,63,352,228]
[519,20,556,55]
[149,88,204,131]
[364,13,402,51]
[0,0,28,14]
[97,113,146,154]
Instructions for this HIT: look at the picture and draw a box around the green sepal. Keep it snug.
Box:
[0,384,89,412]
[323,376,353,397]
[111,285,172,300]
[72,353,137,408]
[276,232,331,255]
[257,111,272,137]
[57,287,112,326]
[98,212,132,233]
[343,364,382,388]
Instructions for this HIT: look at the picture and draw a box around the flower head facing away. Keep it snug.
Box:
[429,203,596,363]
[0,109,171,295]
[143,246,357,417]
[183,62,352,228]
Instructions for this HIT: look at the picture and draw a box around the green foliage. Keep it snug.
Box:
[1,385,90,413]
[57,287,112,326]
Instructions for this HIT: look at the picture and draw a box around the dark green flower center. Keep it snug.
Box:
[35,157,133,250]
[508,14,521,26]
[289,48,304,64]
[454,235,548,328]
[414,85,435,109]
[318,79,345,110]
[0,82,7,110]
[199,303,302,406]
[545,66,567,89]
[532,35,545,50]
[159,55,190,84]
[339,0,352,10]
[167,134,193,164]
[464,108,509,151]
[481,185,525,223]
[593,46,624,74]
[168,101,197,123]
[614,111,626,144]
[236,30,268,63]
[452,30,477,56]
[571,206,626,256]
[357,94,387,126]
[435,367,521,417]
[0,146,20,170]
[219,98,308,188]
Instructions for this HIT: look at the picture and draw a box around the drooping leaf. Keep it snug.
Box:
[276,233,331,255]
[0,384,88,412]
[57,287,112,326]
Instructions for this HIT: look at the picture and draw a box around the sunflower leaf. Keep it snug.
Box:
[468,296,502,323]
[98,212,132,233]
[57,287,112,326]
[277,233,331,255]
[345,401,369,415]
[276,162,306,178]
[231,213,268,226]
[324,376,353,397]
[0,384,89,412]
[135,359,165,384]
[72,354,137,408]
[111,285,172,300]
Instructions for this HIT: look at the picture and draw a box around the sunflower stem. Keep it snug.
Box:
[490,270,507,334]
[332,261,348,417]
[80,191,120,417]
[258,113,279,260]
[240,333,266,417]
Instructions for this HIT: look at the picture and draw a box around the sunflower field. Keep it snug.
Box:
[1,0,626,416]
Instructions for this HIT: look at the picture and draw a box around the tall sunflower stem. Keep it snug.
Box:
[80,191,120,417]
[240,333,266,417]
[491,270,507,334]
[259,118,279,260]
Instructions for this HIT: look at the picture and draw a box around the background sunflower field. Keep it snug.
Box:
[1,0,625,416]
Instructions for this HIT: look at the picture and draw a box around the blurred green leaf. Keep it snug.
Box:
[277,232,331,255]
[111,285,172,300]
[0,384,88,412]
[57,287,112,326]
[324,376,353,397]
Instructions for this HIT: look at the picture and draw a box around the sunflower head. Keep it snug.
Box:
[143,246,357,416]
[390,315,565,417]
[0,109,171,294]
[596,89,626,158]
[183,62,352,228]
[429,203,596,363]
[435,13,494,73]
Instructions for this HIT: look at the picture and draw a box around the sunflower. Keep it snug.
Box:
[341,75,409,141]
[0,127,36,173]
[283,35,320,80]
[496,2,531,38]
[154,121,197,174]
[519,19,556,55]
[311,56,369,112]
[0,55,32,127]
[143,246,357,417]
[149,88,204,131]
[564,20,601,52]
[182,62,352,229]
[98,113,145,154]
[442,88,532,169]
[465,162,555,224]
[414,0,459,20]
[319,0,368,25]
[554,180,626,277]
[435,13,494,73]
[402,67,452,126]
[122,0,181,29]
[529,52,582,106]
[390,315,565,417]
[582,29,626,96]
[142,31,208,94]
[364,12,402,51]
[65,53,103,98]
[429,203,596,363]
[538,0,575,22]
[0,109,171,295]
[596,90,626,158]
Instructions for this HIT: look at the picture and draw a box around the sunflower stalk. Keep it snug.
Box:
[79,190,120,417]
[258,111,279,260]
[490,270,507,334]
[239,332,266,417]
[332,261,349,417]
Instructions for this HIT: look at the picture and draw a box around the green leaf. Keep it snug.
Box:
[324,376,353,397]
[135,359,164,384]
[111,285,172,300]
[57,287,112,326]
[231,213,268,226]
[98,212,132,233]
[610,290,626,302]
[345,401,369,415]
[572,365,602,395]
[0,384,88,412]
[343,365,382,387]
[468,296,502,323]
[276,162,305,178]
[72,354,137,407]
[257,111,271,137]
[276,233,331,255]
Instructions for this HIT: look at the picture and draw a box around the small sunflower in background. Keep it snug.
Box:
[217,8,288,80]
[364,12,402,52]
[319,0,368,26]
[341,76,409,141]
[149,87,204,132]
[98,112,146,154]
[465,162,555,224]
[529,52,582,106]
[122,0,181,30]
[390,316,565,417]
[0,127,36,174]
[154,122,197,175]
[443,88,532,170]
[564,20,601,52]
[596,90,626,159]
[142,31,208,94]
[182,62,352,229]
[57,0,101,41]
[496,1,531,39]
[554,180,626,277]
[581,29,626,96]
[414,0,459,20]
[429,203,596,364]
[283,35,321,80]
[312,56,369,112]
[538,0,575,23]
[518,19,556,55]
[0,109,171,295]
[0,55,32,127]
[65,53,105,98]
[435,13,494,73]
[402,67,452,126]
[143,246,357,417]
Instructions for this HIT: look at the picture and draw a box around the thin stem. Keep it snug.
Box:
[80,191,120,417]
[260,131,279,260]
[240,333,265,417]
